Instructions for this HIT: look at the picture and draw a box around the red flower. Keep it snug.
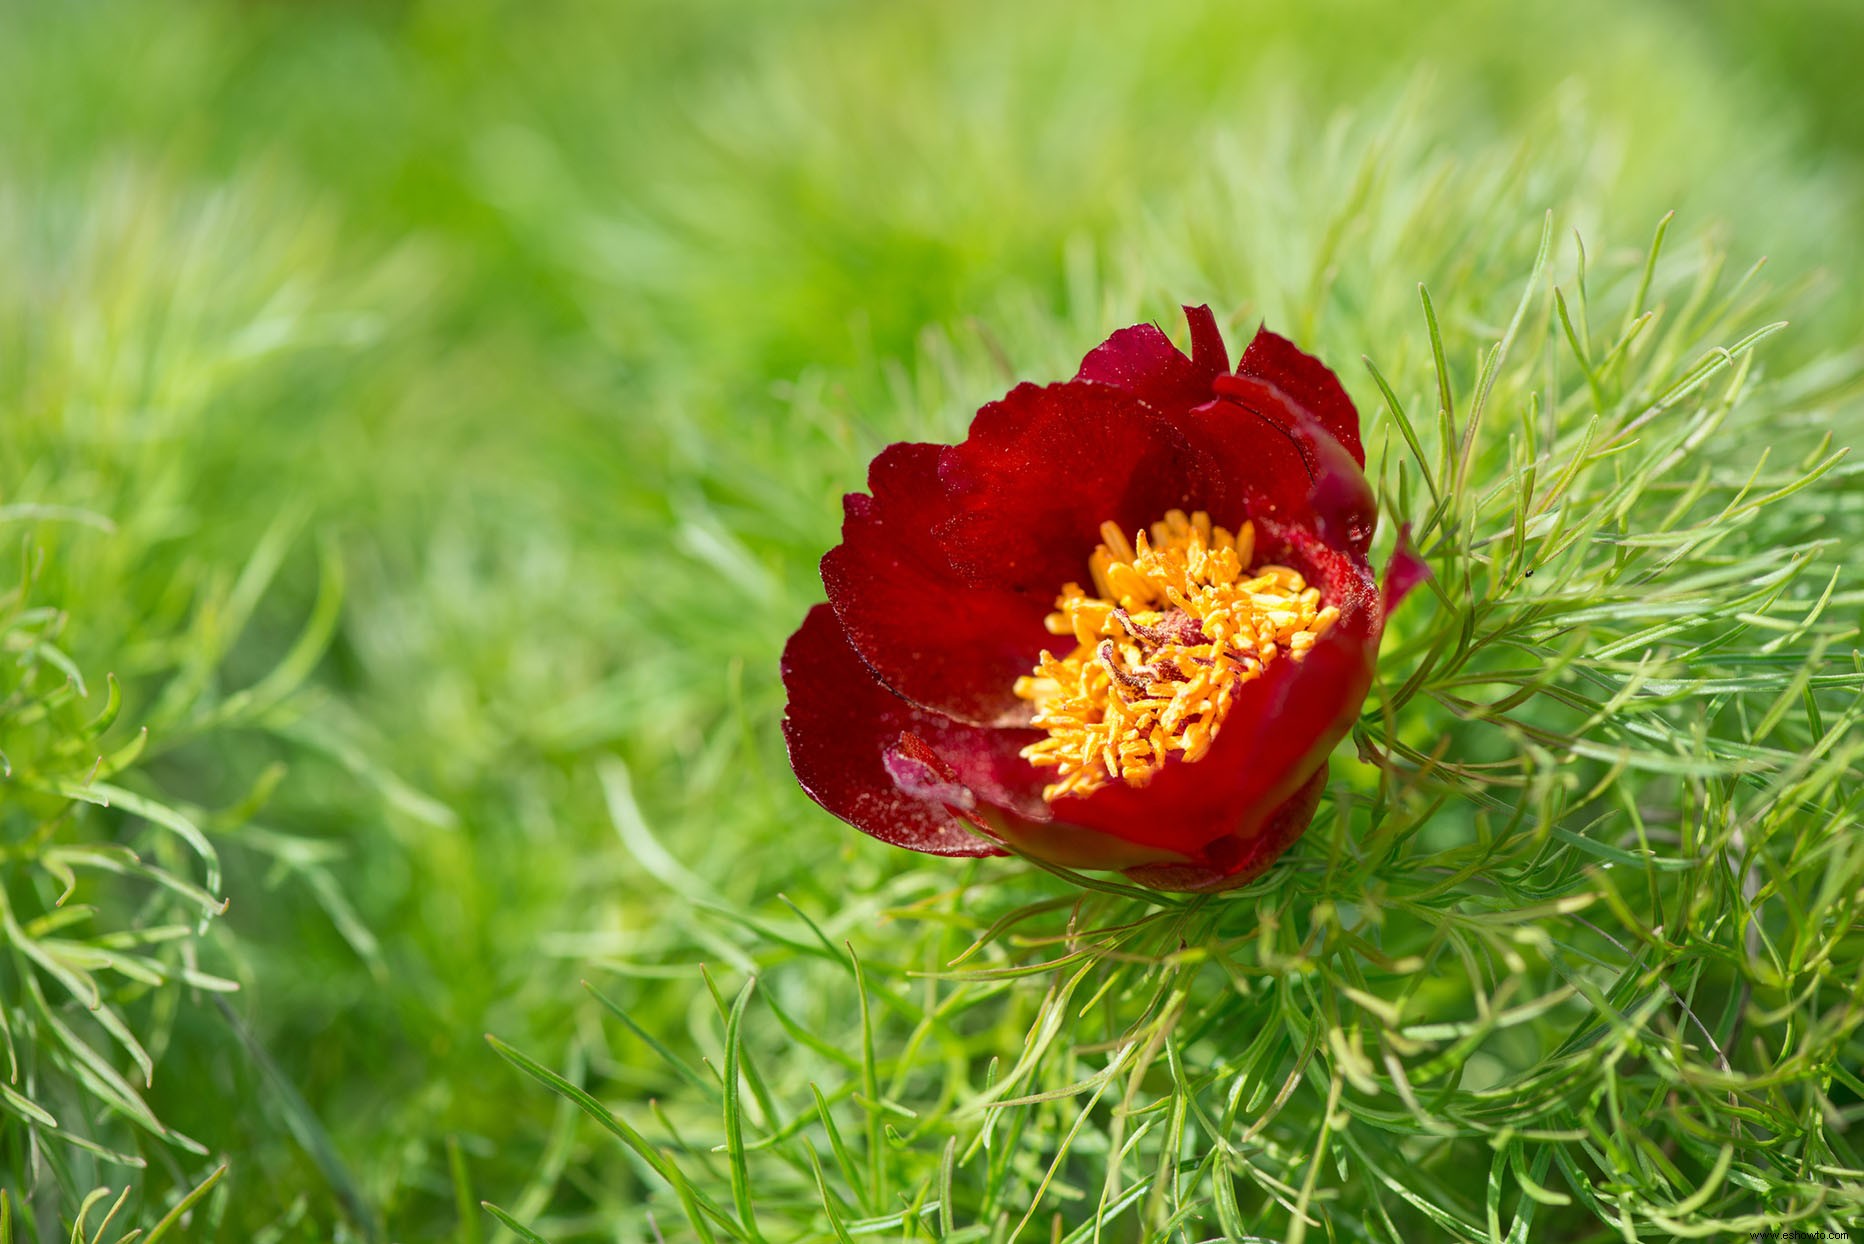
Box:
[783,307,1424,892]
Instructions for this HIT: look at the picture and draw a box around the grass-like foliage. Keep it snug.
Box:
[0,1,1861,1240]
[0,178,392,1234]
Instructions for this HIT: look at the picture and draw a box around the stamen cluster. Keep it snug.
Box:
[1014,509,1337,800]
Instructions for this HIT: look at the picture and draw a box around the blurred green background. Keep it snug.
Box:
[0,0,1860,1238]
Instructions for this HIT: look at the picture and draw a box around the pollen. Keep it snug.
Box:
[1012,509,1337,801]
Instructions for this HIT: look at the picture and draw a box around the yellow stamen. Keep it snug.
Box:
[1014,509,1337,801]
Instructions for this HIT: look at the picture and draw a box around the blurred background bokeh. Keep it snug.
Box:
[0,0,1859,1238]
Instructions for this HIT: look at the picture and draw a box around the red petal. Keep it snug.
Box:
[1184,304,1231,377]
[935,380,1204,588]
[1382,522,1431,613]
[1169,390,1315,535]
[909,719,1051,825]
[782,604,1007,857]
[1074,305,1227,412]
[978,804,1193,872]
[826,384,1204,725]
[1190,375,1377,557]
[1121,765,1329,892]
[883,734,975,811]
[821,443,1054,726]
[1076,310,1373,554]
[1237,327,1365,468]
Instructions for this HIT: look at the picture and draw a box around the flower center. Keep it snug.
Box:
[1013,509,1338,801]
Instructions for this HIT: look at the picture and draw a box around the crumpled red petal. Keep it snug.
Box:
[826,382,1207,726]
[1074,304,1229,411]
[1197,375,1377,557]
[1079,307,1363,472]
[782,604,1007,857]
[821,443,1054,727]
[779,604,1058,857]
[1238,326,1365,468]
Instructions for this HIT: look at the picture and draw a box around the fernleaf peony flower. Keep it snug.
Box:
[783,306,1424,892]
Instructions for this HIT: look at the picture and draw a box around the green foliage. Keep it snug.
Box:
[0,174,386,1236]
[0,0,1860,1240]
[0,533,223,1171]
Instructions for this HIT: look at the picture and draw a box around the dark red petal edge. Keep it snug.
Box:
[1185,305,1231,377]
[1237,326,1365,468]
[782,603,1007,858]
[1074,304,1231,415]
